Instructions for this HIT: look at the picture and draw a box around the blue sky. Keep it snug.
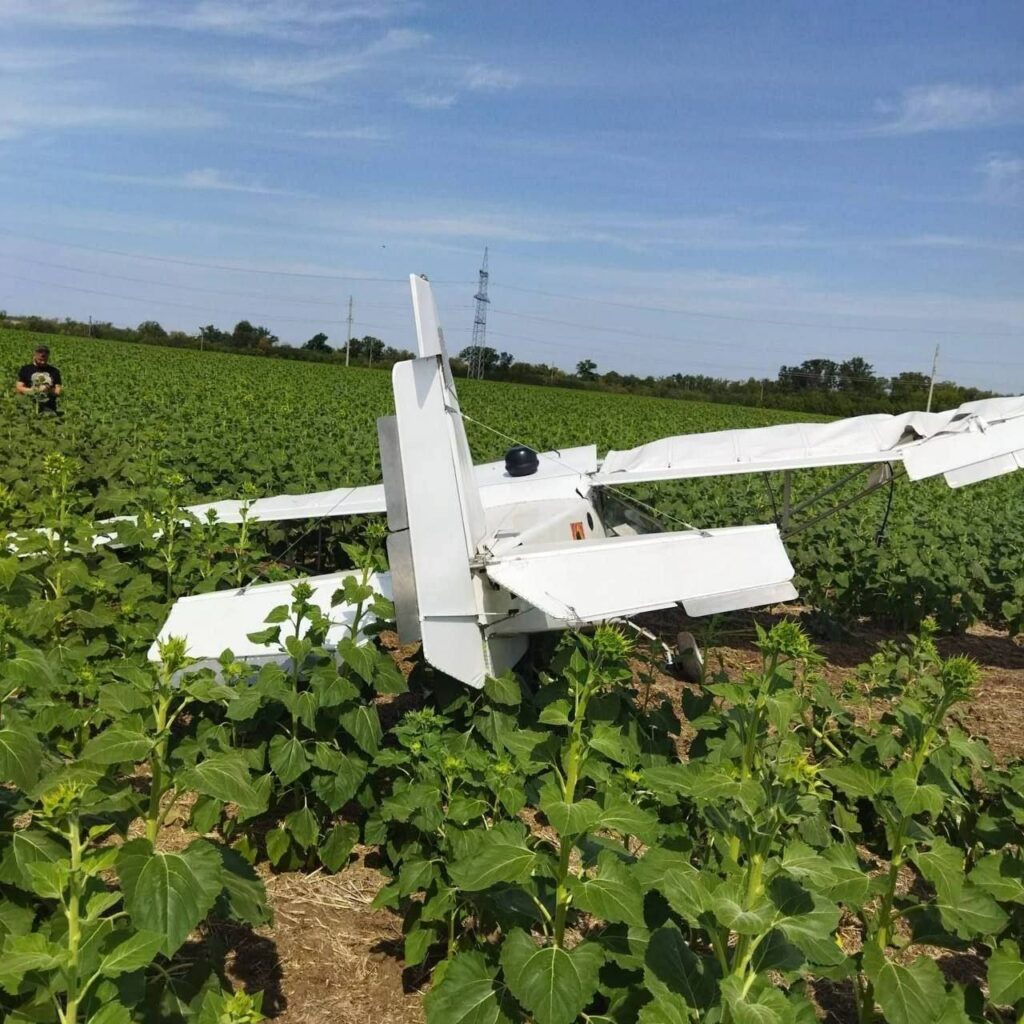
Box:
[1,0,1022,390]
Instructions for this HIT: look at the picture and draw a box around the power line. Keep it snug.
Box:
[6,228,1018,342]
[0,253,416,311]
[7,269,1016,383]
[487,307,1024,370]
[490,281,1023,339]
[0,227,471,286]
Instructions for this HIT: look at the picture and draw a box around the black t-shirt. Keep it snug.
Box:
[17,363,62,411]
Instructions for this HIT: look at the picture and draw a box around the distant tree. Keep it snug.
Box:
[458,345,503,376]
[576,358,598,381]
[355,336,385,364]
[778,358,838,392]
[498,351,515,371]
[303,332,331,352]
[137,320,167,340]
[230,321,258,348]
[838,356,882,395]
[889,371,931,407]
[199,324,230,346]
[229,321,278,350]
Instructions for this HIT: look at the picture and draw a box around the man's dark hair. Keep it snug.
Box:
[34,345,50,355]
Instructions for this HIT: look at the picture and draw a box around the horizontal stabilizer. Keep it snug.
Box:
[149,571,391,675]
[484,525,796,623]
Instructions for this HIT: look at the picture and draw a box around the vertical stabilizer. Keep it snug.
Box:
[408,274,487,553]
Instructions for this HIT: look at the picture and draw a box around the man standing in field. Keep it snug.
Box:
[15,344,63,414]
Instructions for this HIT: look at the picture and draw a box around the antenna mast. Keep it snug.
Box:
[467,247,490,379]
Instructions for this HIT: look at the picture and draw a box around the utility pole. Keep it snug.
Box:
[926,344,940,413]
[345,296,353,367]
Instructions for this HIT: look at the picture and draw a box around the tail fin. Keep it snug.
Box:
[408,274,487,553]
[383,276,515,687]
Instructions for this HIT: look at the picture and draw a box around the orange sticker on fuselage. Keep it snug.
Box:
[570,521,585,540]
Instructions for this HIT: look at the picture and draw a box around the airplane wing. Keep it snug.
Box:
[593,396,1024,489]
[183,484,387,525]
[181,446,598,525]
[484,525,798,621]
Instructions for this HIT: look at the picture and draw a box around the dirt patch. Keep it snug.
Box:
[223,852,424,1024]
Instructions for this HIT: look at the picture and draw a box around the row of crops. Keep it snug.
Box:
[1,328,1023,1023]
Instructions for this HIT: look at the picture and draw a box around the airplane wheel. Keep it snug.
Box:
[675,631,704,683]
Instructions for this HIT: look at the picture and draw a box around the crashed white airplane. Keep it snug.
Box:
[153,274,1024,688]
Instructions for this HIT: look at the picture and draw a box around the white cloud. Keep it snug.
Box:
[94,167,300,195]
[464,63,520,91]
[403,91,456,110]
[871,83,1024,135]
[766,82,1024,140]
[978,154,1024,204]
[295,126,390,140]
[1,0,409,37]
[0,94,220,140]
[214,27,428,90]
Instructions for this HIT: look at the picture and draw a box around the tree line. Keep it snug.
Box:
[456,345,994,414]
[0,311,993,414]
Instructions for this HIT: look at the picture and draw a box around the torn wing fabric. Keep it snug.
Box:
[484,525,798,622]
[595,396,1024,484]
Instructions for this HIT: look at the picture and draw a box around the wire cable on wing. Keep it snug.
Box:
[449,405,711,536]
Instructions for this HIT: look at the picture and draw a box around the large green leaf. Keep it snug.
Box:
[339,704,382,754]
[448,821,537,891]
[179,752,262,812]
[424,950,519,1024]
[268,734,310,786]
[779,841,837,891]
[97,928,166,978]
[771,880,843,966]
[0,828,66,887]
[0,933,66,992]
[568,854,645,927]
[643,923,716,1013]
[711,881,775,936]
[820,763,883,799]
[912,839,964,903]
[636,991,693,1024]
[970,852,1024,904]
[215,845,271,926]
[319,823,358,872]
[80,725,152,765]
[483,673,521,707]
[0,727,43,790]
[539,784,602,837]
[720,976,796,1024]
[862,947,947,1024]
[500,929,604,1024]
[117,839,222,956]
[988,941,1024,1007]
[934,883,1007,940]
[890,764,944,817]
[597,797,660,844]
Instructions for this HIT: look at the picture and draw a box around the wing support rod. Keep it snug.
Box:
[782,462,903,539]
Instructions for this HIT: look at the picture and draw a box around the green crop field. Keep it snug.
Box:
[1,326,1023,1024]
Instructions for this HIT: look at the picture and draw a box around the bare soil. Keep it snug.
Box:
[207,612,1024,1023]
